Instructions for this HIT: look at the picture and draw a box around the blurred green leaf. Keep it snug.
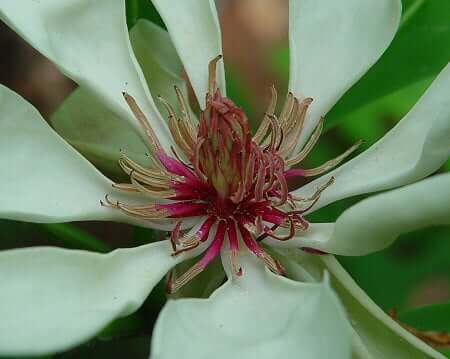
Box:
[400,302,450,331]
[125,0,165,29]
[98,312,147,340]
[56,336,150,359]
[340,226,450,311]
[327,0,450,128]
[271,0,450,130]
[133,226,164,246]
[39,223,112,253]
[399,303,450,357]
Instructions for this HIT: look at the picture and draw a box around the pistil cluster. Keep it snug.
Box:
[103,56,360,293]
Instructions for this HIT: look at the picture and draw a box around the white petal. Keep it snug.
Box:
[277,250,445,359]
[0,84,178,230]
[293,63,450,209]
[289,0,401,150]
[151,251,351,359]
[151,0,226,107]
[330,173,450,255]
[0,238,205,356]
[0,0,173,150]
[51,20,191,175]
[321,256,445,359]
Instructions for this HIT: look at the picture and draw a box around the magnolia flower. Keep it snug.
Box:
[0,0,449,358]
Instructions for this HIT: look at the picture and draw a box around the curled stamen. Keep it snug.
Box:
[167,221,226,294]
[170,221,183,251]
[291,176,336,210]
[253,85,278,144]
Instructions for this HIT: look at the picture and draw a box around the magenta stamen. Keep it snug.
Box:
[157,150,196,179]
[157,202,208,218]
[199,221,227,268]
[283,168,305,179]
[197,216,217,242]
[301,247,328,255]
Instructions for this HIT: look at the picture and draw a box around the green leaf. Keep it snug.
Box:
[270,0,450,130]
[326,0,450,128]
[125,0,165,29]
[39,223,112,253]
[400,302,450,332]
[399,303,450,358]
[340,226,450,311]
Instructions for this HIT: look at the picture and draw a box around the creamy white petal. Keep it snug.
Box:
[0,237,207,356]
[289,0,401,150]
[279,174,450,256]
[51,20,191,175]
[277,250,445,359]
[293,63,450,209]
[151,251,351,359]
[0,0,173,150]
[151,0,226,107]
[329,173,450,256]
[0,84,179,231]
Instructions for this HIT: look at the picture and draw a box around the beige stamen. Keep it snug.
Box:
[253,85,278,144]
[174,85,197,136]
[302,140,363,177]
[285,115,324,166]
[291,176,335,203]
[122,92,163,154]
[278,97,313,157]
[208,54,223,97]
[166,263,204,294]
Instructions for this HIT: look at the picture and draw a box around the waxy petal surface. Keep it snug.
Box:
[293,64,450,209]
[0,241,176,356]
[151,252,351,359]
[0,0,173,150]
[289,0,401,150]
[330,173,450,255]
[51,20,190,175]
[0,85,178,230]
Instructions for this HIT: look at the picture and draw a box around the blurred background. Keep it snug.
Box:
[0,0,449,357]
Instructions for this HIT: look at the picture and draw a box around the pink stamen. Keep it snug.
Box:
[283,168,305,179]
[157,202,208,218]
[198,220,227,268]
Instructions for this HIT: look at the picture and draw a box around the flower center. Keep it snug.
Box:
[102,55,361,293]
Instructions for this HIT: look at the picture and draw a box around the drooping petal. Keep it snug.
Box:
[293,63,450,209]
[0,84,177,230]
[0,0,173,150]
[322,256,445,359]
[0,237,208,356]
[151,251,351,359]
[151,0,226,107]
[289,0,401,150]
[51,19,191,175]
[276,249,445,359]
[329,173,450,256]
